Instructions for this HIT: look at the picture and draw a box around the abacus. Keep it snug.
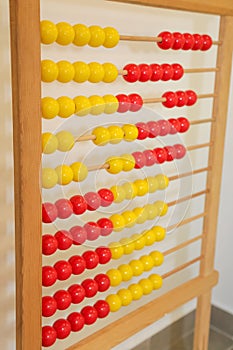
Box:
[9,0,233,349]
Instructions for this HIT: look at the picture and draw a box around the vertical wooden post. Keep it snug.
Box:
[9,0,41,349]
[193,15,233,350]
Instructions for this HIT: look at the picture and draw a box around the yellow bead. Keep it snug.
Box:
[73,96,91,116]
[103,95,119,114]
[106,157,123,174]
[143,229,156,246]
[155,201,168,216]
[41,60,58,82]
[55,165,73,185]
[134,179,149,197]
[70,162,88,182]
[118,264,133,281]
[122,124,139,141]
[131,234,146,250]
[144,204,158,220]
[89,95,105,115]
[139,278,153,295]
[150,251,164,266]
[140,255,154,272]
[120,238,135,255]
[149,274,163,290]
[92,127,110,146]
[108,126,124,144]
[89,25,105,47]
[88,62,105,83]
[73,61,90,83]
[128,283,143,300]
[122,210,137,228]
[42,132,58,154]
[102,63,118,83]
[56,131,75,152]
[156,174,169,190]
[41,97,59,119]
[57,60,75,83]
[56,22,75,45]
[103,27,119,48]
[73,24,91,46]
[121,153,135,172]
[133,207,148,224]
[122,182,137,199]
[105,294,122,312]
[109,214,125,232]
[42,168,58,189]
[147,176,159,193]
[40,20,58,44]
[106,269,122,286]
[110,185,126,203]
[117,289,132,306]
[152,226,166,242]
[57,96,75,118]
[108,242,124,259]
[129,260,144,276]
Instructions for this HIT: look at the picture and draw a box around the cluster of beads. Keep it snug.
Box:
[157,32,212,51]
[41,21,119,48]
[123,63,184,82]
[162,90,197,108]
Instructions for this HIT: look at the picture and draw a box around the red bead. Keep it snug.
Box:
[42,296,57,317]
[53,290,72,310]
[174,144,186,159]
[158,119,171,136]
[138,64,152,82]
[162,91,178,108]
[154,148,167,164]
[164,146,177,161]
[54,260,72,281]
[70,225,87,245]
[177,117,190,133]
[70,195,87,215]
[98,188,114,207]
[186,90,197,106]
[42,266,57,287]
[82,251,99,269]
[150,64,163,81]
[84,222,101,241]
[67,312,85,332]
[81,278,98,298]
[94,273,111,292]
[172,32,185,50]
[42,234,58,255]
[128,93,143,112]
[132,151,146,169]
[68,284,85,304]
[161,63,174,81]
[116,94,131,113]
[143,149,157,166]
[176,90,188,107]
[54,230,73,250]
[95,247,112,264]
[55,199,73,219]
[53,319,71,339]
[192,34,204,50]
[201,34,212,51]
[147,121,160,138]
[97,218,114,236]
[42,326,57,347]
[94,300,110,318]
[68,255,86,275]
[171,63,184,80]
[157,31,174,50]
[81,306,98,325]
[84,192,101,211]
[136,122,150,140]
[42,202,58,223]
[183,33,195,50]
[168,118,181,134]
[123,63,141,83]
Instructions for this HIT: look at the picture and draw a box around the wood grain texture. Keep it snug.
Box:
[9,0,41,349]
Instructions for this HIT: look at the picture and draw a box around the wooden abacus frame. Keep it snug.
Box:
[9,0,233,349]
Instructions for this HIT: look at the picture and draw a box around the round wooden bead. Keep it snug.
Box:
[68,255,86,275]
[70,162,88,182]
[97,218,114,236]
[156,174,169,189]
[192,34,204,50]
[53,290,72,310]
[140,255,154,271]
[136,122,150,140]
[89,95,105,115]
[84,192,101,211]
[42,168,58,189]
[103,94,119,114]
[149,274,163,289]
[120,237,135,255]
[133,207,148,224]
[132,151,146,169]
[123,63,141,82]
[144,203,158,220]
[155,200,168,216]
[176,90,188,107]
[55,165,73,185]
[152,226,166,241]
[201,34,212,51]
[122,210,137,228]
[108,125,124,144]
[89,25,105,47]
[40,20,58,44]
[161,63,174,81]
[168,118,181,134]
[172,63,184,80]
[154,148,167,163]
[54,260,72,280]
[147,176,159,193]
[128,283,143,300]
[73,24,91,46]
[116,94,131,113]
[57,60,75,83]
[129,260,144,276]
[162,91,178,108]
[122,124,139,141]
[122,182,137,199]
[150,251,164,266]
[56,22,75,45]
[105,294,122,312]
[128,93,143,111]
[67,312,85,332]
[55,199,73,219]
[41,97,59,119]
[131,233,146,250]
[165,146,177,161]
[42,234,58,255]
[108,242,124,259]
[103,27,119,48]
[84,222,101,241]
[109,215,125,232]
[158,119,171,136]
[42,132,58,154]
[74,95,91,116]
[55,230,73,250]
[121,153,136,171]
[81,306,98,325]
[41,60,58,82]
[42,326,57,347]
[94,300,110,318]
[53,319,71,339]
[42,266,57,287]
[73,61,90,82]
[174,144,186,159]
[81,278,98,298]
[57,96,75,118]
[186,90,197,106]
[68,284,85,304]
[143,229,156,246]
[82,251,99,269]
[139,278,153,295]
[42,296,57,317]
[42,202,58,223]
[172,32,185,50]
[183,33,195,50]
[118,264,133,281]
[94,273,111,292]
[138,63,152,82]
[143,149,157,166]
[56,131,74,152]
[150,63,163,81]
[106,157,123,174]
[102,62,118,83]
[178,117,190,132]
[157,31,174,50]
[70,195,87,215]
[95,247,112,264]
[147,121,160,138]
[88,62,105,83]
